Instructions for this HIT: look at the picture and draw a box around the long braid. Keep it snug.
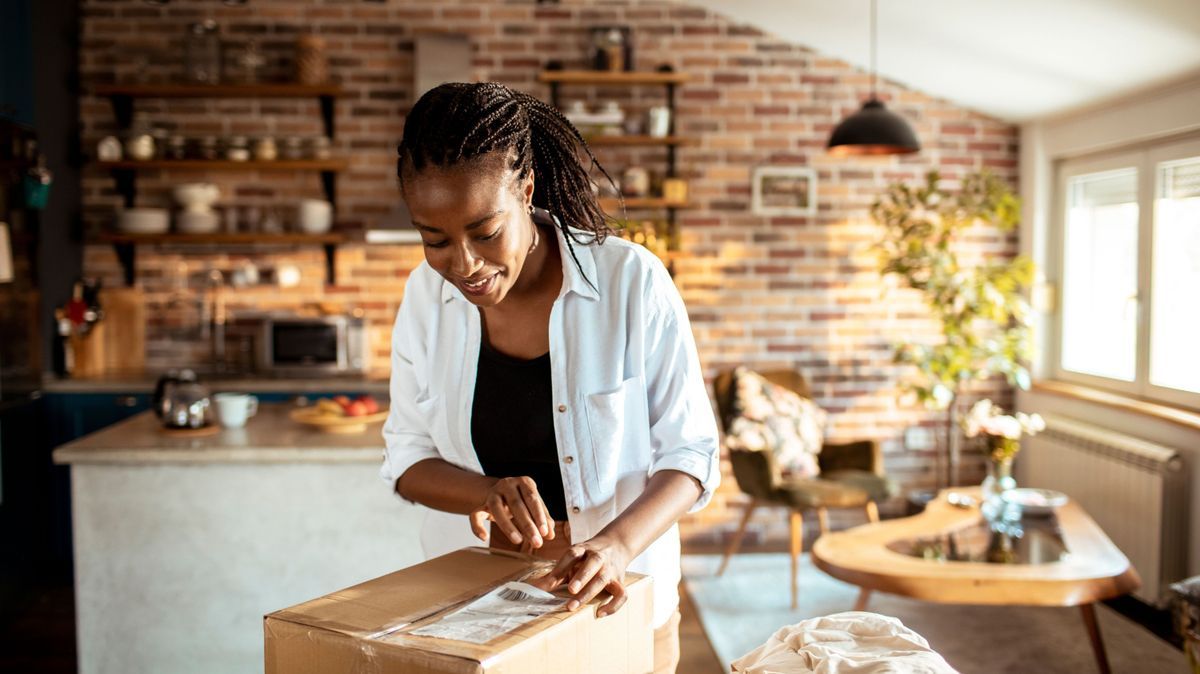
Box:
[397,83,618,279]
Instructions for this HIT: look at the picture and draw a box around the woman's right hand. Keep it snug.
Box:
[469,476,555,549]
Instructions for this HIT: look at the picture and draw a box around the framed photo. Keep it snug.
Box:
[751,165,817,216]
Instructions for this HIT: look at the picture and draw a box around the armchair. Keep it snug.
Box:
[712,368,897,609]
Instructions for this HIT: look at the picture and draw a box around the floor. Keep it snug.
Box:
[0,574,725,674]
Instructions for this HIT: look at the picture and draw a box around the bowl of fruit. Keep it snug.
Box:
[290,395,386,434]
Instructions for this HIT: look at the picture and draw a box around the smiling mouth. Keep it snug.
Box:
[460,272,499,293]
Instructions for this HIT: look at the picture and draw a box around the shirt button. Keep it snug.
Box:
[571,506,581,514]
[557,404,567,413]
[564,456,574,464]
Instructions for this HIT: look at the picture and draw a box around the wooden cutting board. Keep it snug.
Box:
[99,287,145,374]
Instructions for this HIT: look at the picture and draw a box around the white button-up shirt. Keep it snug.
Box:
[380,223,721,628]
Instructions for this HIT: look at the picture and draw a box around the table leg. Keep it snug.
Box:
[1080,603,1111,674]
[853,588,872,612]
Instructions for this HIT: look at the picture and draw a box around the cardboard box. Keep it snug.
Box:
[264,547,653,674]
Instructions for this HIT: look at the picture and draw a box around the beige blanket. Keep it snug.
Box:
[731,611,959,674]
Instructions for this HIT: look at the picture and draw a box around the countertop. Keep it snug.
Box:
[41,371,390,395]
[52,403,386,465]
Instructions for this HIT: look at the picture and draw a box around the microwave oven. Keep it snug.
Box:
[257,315,368,375]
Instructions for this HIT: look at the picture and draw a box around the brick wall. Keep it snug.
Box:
[78,0,1019,541]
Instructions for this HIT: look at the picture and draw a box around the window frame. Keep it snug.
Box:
[1051,136,1200,412]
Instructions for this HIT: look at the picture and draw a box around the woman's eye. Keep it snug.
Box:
[423,239,449,249]
[478,229,501,241]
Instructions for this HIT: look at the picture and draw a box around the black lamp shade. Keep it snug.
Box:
[827,99,920,156]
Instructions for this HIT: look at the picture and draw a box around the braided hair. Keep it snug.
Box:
[397,82,619,284]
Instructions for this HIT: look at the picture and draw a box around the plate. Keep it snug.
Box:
[289,407,387,434]
[1001,488,1068,515]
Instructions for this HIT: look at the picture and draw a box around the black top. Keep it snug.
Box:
[470,339,568,522]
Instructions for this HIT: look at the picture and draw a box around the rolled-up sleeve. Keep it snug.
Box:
[642,264,721,513]
[379,283,440,503]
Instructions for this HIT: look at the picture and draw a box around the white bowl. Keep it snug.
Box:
[1001,488,1068,515]
[176,210,221,234]
[173,183,220,211]
[116,208,170,234]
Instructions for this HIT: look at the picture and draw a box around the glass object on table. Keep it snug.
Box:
[1061,168,1139,381]
[885,512,1068,565]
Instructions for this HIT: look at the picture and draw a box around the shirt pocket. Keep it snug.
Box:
[582,375,651,497]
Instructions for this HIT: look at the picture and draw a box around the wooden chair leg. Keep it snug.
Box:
[789,510,803,610]
[717,499,757,576]
[865,500,880,523]
[1080,603,1112,674]
[816,507,830,536]
[854,587,872,612]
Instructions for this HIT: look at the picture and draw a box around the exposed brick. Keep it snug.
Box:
[77,0,1018,532]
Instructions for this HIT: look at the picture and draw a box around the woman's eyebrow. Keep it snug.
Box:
[412,209,504,233]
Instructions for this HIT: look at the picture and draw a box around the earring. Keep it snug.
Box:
[528,203,535,215]
[528,227,539,255]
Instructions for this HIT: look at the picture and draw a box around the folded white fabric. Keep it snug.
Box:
[731,611,959,674]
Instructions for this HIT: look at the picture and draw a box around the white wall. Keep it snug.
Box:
[1018,71,1200,579]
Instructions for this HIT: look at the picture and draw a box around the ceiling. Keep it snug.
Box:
[688,0,1200,122]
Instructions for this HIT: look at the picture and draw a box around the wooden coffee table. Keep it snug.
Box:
[812,488,1140,674]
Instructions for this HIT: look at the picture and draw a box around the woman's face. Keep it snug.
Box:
[403,157,536,308]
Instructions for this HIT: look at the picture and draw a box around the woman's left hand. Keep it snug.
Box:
[531,534,632,617]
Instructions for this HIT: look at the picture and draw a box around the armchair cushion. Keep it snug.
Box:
[723,367,827,478]
[820,469,899,503]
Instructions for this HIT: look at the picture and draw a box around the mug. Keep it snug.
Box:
[214,392,258,429]
[297,199,333,234]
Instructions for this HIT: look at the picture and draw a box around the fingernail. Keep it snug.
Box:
[569,583,579,593]
[510,533,522,544]
[532,535,542,547]
[568,600,578,611]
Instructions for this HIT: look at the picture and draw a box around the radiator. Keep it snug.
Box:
[1018,414,1188,606]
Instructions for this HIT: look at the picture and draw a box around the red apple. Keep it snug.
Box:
[357,395,379,414]
[345,400,369,417]
[332,395,352,411]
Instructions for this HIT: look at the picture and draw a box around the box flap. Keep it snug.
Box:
[268,548,538,637]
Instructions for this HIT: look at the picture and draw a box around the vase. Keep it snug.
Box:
[981,442,1017,515]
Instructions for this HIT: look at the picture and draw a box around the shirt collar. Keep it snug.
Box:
[439,210,600,304]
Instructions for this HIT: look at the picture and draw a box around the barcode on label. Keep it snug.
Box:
[498,587,561,605]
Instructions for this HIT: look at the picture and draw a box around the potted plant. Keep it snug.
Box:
[872,170,1035,489]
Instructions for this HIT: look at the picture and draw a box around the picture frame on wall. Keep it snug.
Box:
[751,165,817,216]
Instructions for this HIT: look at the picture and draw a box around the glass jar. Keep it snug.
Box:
[198,136,220,161]
[253,137,278,161]
[281,136,304,160]
[225,136,250,162]
[309,136,331,160]
[167,135,188,160]
[184,20,222,84]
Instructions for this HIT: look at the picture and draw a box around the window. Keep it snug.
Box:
[1055,138,1200,409]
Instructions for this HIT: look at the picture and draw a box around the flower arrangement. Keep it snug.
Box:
[962,399,1045,462]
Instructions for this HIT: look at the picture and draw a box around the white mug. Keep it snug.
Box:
[297,199,333,234]
[214,393,259,429]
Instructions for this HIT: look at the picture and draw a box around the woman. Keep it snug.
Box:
[380,82,719,674]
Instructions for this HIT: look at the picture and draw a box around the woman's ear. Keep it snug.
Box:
[522,171,535,209]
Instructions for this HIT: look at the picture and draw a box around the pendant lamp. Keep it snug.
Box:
[826,0,920,156]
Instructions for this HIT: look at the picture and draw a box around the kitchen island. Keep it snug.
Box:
[52,403,428,674]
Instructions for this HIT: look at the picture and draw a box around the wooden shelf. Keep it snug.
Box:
[538,70,689,86]
[93,83,348,99]
[96,159,349,172]
[600,197,691,210]
[585,135,695,147]
[99,232,349,245]
[97,231,351,286]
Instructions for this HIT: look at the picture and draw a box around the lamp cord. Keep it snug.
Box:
[870,0,878,99]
